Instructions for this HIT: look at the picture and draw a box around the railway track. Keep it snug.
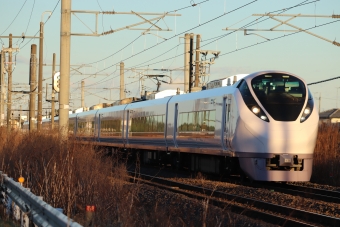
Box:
[247,181,340,204]
[127,171,340,227]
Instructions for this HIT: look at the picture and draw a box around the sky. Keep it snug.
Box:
[0,0,339,117]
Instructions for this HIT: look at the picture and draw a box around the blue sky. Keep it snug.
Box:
[1,0,339,115]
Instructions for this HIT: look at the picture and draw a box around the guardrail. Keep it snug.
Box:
[0,171,82,227]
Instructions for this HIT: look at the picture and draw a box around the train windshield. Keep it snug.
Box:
[251,74,306,121]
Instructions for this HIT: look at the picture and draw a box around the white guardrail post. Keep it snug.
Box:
[0,171,83,227]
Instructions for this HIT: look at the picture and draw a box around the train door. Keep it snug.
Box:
[173,103,178,148]
[97,114,102,142]
[222,95,232,150]
[125,110,130,145]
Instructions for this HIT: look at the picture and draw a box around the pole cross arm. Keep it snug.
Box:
[224,13,340,47]
[70,10,180,36]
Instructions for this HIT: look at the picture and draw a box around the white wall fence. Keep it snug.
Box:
[0,171,82,227]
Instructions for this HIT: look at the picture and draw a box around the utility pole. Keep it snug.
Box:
[59,0,71,138]
[7,34,13,131]
[29,44,37,131]
[58,3,179,138]
[81,80,85,109]
[188,34,194,93]
[37,22,44,130]
[51,53,56,129]
[0,52,3,126]
[194,34,201,88]
[120,62,125,100]
[318,93,321,114]
[184,33,190,93]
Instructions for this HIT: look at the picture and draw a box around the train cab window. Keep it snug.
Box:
[251,74,306,121]
[238,80,257,107]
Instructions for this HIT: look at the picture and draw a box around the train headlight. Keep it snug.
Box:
[249,105,269,122]
[260,115,267,121]
[300,89,314,123]
[252,106,260,114]
[303,107,311,115]
[238,79,269,122]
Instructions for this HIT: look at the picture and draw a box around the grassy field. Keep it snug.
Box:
[0,123,338,226]
[311,123,340,186]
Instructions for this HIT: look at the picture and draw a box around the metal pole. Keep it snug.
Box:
[59,0,71,138]
[120,62,125,100]
[81,80,84,109]
[7,34,12,131]
[0,52,3,126]
[51,53,55,129]
[319,93,321,114]
[19,105,21,128]
[37,22,44,130]
[184,33,190,93]
[29,44,37,131]
[194,34,201,88]
[189,34,194,93]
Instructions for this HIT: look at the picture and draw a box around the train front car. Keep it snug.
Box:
[233,71,318,181]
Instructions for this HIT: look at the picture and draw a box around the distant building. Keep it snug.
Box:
[319,108,340,123]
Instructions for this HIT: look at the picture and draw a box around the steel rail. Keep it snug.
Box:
[128,171,340,227]
[248,182,340,204]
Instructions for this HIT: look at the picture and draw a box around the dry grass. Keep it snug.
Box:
[311,123,340,186]
[0,127,269,226]
[0,123,338,226]
[0,127,136,226]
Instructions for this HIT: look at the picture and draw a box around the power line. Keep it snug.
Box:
[82,0,315,88]
[0,0,28,44]
[75,0,259,88]
[83,0,212,66]
[17,0,61,50]
[307,76,340,86]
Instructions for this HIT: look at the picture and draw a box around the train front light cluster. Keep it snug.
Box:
[300,105,313,122]
[250,105,269,122]
[300,90,314,123]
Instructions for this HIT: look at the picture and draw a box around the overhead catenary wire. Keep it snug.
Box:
[84,0,212,66]
[0,0,28,45]
[100,17,339,93]
[74,0,260,88]
[81,0,316,88]
[69,0,337,103]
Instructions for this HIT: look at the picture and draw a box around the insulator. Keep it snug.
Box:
[332,14,340,18]
[102,11,115,14]
[333,41,340,47]
[102,30,115,36]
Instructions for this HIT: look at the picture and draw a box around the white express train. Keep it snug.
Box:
[26,70,319,181]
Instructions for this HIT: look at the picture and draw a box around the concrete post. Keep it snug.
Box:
[184,34,190,93]
[29,44,37,131]
[120,62,125,100]
[194,34,201,88]
[51,53,56,129]
[7,34,12,131]
[189,34,194,93]
[81,80,84,109]
[0,53,3,126]
[38,22,44,130]
[59,0,71,138]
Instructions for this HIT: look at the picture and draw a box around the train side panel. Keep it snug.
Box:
[167,86,236,155]
[123,98,170,151]
[76,110,99,141]
[97,105,126,145]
